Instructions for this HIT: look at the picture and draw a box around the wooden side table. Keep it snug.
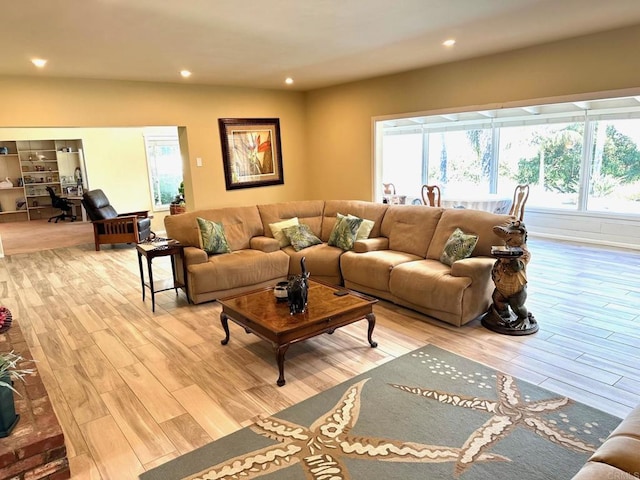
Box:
[136,240,187,312]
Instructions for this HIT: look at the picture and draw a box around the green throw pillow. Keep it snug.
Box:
[197,217,231,254]
[328,214,363,251]
[282,224,322,252]
[440,228,478,266]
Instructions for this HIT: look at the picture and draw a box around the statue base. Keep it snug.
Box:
[481,306,538,336]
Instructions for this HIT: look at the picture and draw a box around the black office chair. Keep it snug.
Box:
[46,187,76,223]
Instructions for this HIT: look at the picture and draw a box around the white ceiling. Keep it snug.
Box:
[4,0,640,91]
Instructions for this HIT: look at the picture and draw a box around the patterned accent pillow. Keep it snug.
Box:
[353,217,374,240]
[328,213,363,251]
[440,228,478,266]
[269,217,299,248]
[282,224,322,252]
[197,217,231,254]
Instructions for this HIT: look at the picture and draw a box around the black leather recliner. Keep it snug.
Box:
[81,189,152,251]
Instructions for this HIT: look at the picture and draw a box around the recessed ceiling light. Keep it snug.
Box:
[442,39,456,47]
[32,58,47,68]
[180,70,192,78]
[285,77,294,85]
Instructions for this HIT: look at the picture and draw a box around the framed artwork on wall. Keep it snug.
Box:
[218,118,284,190]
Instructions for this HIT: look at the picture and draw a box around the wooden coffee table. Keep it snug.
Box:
[218,280,378,386]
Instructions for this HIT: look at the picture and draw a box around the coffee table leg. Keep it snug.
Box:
[220,313,230,345]
[276,344,290,387]
[366,313,378,348]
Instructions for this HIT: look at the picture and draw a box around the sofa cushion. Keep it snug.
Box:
[340,250,422,292]
[197,217,232,254]
[322,200,388,241]
[328,214,363,250]
[258,201,325,240]
[380,205,443,258]
[165,205,264,251]
[283,224,322,251]
[440,228,478,266]
[188,249,289,295]
[269,217,299,247]
[284,243,344,284]
[426,209,513,260]
[389,259,473,318]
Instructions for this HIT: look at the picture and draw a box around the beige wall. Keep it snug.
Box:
[304,24,640,201]
[0,77,307,220]
[2,24,640,241]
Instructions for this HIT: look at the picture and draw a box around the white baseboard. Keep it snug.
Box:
[529,232,640,251]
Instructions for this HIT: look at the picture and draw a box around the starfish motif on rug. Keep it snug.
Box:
[185,378,509,480]
[390,372,597,477]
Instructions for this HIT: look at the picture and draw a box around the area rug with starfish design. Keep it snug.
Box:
[140,345,622,480]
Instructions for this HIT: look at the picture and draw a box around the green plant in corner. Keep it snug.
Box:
[0,351,36,394]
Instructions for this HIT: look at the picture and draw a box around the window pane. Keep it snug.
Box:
[428,129,493,196]
[382,132,422,201]
[587,119,640,214]
[498,123,584,210]
[145,136,183,209]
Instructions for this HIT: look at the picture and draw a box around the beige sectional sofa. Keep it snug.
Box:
[164,200,513,326]
[572,403,640,479]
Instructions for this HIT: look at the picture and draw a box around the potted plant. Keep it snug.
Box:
[170,181,186,215]
[0,350,35,437]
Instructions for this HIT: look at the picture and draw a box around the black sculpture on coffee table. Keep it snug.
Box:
[481,220,538,335]
[287,257,309,314]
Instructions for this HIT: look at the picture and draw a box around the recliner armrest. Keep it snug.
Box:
[250,236,281,253]
[354,237,389,253]
[119,210,149,218]
[184,246,208,265]
[449,257,494,281]
[94,215,139,224]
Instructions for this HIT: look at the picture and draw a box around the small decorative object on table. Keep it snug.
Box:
[273,281,289,302]
[481,221,538,335]
[287,257,309,314]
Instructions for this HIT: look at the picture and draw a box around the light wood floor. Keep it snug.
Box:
[0,222,639,480]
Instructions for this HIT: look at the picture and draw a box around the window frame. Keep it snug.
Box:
[375,95,640,218]
[143,134,183,212]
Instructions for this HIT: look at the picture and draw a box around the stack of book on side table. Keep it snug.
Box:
[490,245,524,258]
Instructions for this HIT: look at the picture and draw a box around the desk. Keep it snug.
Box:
[136,240,187,312]
[62,195,87,222]
[442,194,512,214]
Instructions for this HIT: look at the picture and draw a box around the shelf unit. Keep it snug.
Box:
[0,139,87,222]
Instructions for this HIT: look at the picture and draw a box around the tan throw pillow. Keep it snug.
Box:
[354,217,374,240]
[197,217,232,255]
[269,217,299,248]
[440,228,478,266]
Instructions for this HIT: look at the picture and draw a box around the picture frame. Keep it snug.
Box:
[218,118,284,190]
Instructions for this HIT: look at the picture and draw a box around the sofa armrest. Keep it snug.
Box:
[354,237,389,253]
[450,257,495,281]
[250,235,281,253]
[184,246,208,265]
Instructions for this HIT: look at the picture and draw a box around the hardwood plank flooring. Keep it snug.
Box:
[0,222,639,479]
